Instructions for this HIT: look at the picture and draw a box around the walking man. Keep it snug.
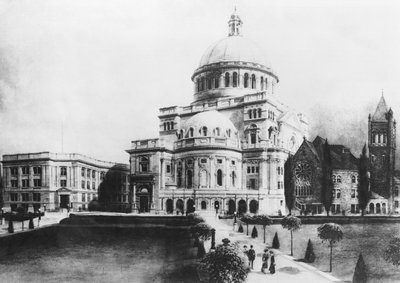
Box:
[248,245,256,270]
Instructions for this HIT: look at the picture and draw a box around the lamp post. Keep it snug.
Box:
[211,228,216,250]
[233,211,237,231]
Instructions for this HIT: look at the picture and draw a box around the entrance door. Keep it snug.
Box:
[228,200,236,215]
[187,199,195,213]
[139,196,149,213]
[60,195,70,209]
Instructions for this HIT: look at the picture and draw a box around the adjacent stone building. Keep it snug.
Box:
[2,152,129,212]
[126,11,308,215]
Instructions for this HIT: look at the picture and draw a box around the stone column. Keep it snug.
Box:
[160,158,165,189]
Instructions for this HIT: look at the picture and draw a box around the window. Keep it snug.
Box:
[11,180,18,188]
[82,193,86,202]
[249,179,256,189]
[87,181,90,190]
[60,167,67,176]
[207,78,212,89]
[33,167,41,175]
[139,157,149,172]
[217,169,223,186]
[11,167,18,176]
[215,128,221,136]
[201,159,207,164]
[231,171,236,186]
[187,170,193,188]
[251,74,256,89]
[189,128,194,137]
[277,181,283,189]
[250,132,257,144]
[395,189,399,197]
[87,169,91,178]
[166,165,171,173]
[33,179,41,187]
[22,167,29,175]
[201,127,208,136]
[214,75,219,88]
[244,73,249,88]
[337,175,342,183]
[382,155,386,164]
[217,159,223,164]
[351,175,356,183]
[233,72,238,87]
[395,201,399,208]
[33,193,41,202]
[100,172,105,181]
[81,181,85,189]
[336,189,341,199]
[22,179,29,188]
[60,180,67,187]
[81,168,85,177]
[201,77,205,91]
[332,175,337,183]
[92,170,96,178]
[187,159,193,165]
[260,77,264,90]
[10,193,18,202]
[225,72,230,87]
[92,182,96,190]
[248,109,252,119]
[22,193,29,202]
[231,160,235,165]
[258,108,262,118]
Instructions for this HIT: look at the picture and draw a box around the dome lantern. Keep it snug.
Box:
[228,7,242,36]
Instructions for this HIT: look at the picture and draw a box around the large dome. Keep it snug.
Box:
[199,36,269,68]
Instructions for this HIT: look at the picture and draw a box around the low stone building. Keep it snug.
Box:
[2,152,129,212]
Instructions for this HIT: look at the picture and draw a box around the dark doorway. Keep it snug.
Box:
[166,199,173,214]
[176,199,184,214]
[201,201,207,210]
[249,200,258,213]
[228,200,235,215]
[139,196,149,213]
[187,199,195,213]
[238,200,247,214]
[60,195,70,209]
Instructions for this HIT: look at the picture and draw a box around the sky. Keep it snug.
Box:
[0,0,400,164]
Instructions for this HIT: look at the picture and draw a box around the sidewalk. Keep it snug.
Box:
[200,212,343,283]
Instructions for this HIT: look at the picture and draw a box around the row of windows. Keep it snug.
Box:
[163,121,174,131]
[295,185,312,196]
[81,168,104,180]
[10,193,41,202]
[248,108,262,119]
[372,133,387,144]
[81,181,97,190]
[267,110,275,121]
[11,178,42,188]
[277,167,284,175]
[196,72,270,92]
[332,175,358,183]
[11,166,42,176]
[82,193,97,202]
[177,127,236,140]
[247,166,259,174]
[177,169,237,188]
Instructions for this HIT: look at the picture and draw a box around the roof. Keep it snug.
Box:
[182,110,237,133]
[372,95,388,122]
[296,136,359,170]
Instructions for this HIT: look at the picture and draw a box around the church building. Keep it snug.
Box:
[126,11,308,215]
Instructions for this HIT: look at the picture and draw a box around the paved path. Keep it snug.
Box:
[201,213,343,283]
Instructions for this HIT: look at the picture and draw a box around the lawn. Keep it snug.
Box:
[229,220,400,283]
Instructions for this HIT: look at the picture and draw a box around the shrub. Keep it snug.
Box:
[16,206,26,214]
[190,223,212,241]
[29,217,34,229]
[197,241,206,258]
[88,199,102,211]
[304,239,315,263]
[238,224,244,233]
[352,253,367,283]
[8,220,14,233]
[199,240,249,283]
[187,213,204,224]
[384,237,400,267]
[251,226,258,238]
[272,232,280,249]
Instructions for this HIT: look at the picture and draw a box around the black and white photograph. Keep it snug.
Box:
[0,0,399,282]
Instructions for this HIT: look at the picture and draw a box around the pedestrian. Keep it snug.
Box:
[243,245,248,255]
[261,248,269,274]
[248,245,256,270]
[269,250,276,274]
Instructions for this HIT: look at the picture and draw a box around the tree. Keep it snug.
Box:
[199,240,249,283]
[358,144,370,216]
[272,232,280,249]
[238,224,244,233]
[252,214,272,243]
[251,226,258,238]
[284,154,296,215]
[190,223,212,242]
[304,239,315,263]
[384,237,400,267]
[317,223,343,272]
[240,214,253,236]
[281,215,301,256]
[321,140,334,216]
[352,253,367,283]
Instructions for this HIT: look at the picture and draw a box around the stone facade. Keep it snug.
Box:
[2,152,129,212]
[126,11,308,216]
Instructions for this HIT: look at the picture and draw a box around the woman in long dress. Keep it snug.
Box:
[269,251,276,274]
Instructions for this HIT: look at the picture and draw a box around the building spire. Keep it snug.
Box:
[228,7,242,36]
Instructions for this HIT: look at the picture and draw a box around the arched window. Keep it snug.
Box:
[215,128,221,136]
[202,127,208,136]
[378,134,381,144]
[207,78,212,89]
[374,134,378,144]
[217,169,223,186]
[336,189,341,199]
[225,73,230,87]
[163,123,167,131]
[265,78,268,90]
[233,72,238,87]
[179,130,184,139]
[251,74,256,89]
[189,127,194,137]
[201,201,207,210]
[170,122,174,130]
[214,75,219,88]
[383,134,387,144]
[227,129,231,137]
[196,78,200,92]
[332,175,336,183]
[139,157,149,172]
[337,175,342,183]
[253,109,257,119]
[248,109,252,119]
[351,175,356,183]
[187,170,193,188]
[250,132,257,144]
[200,77,205,91]
[231,171,236,187]
[260,77,264,90]
[258,108,262,118]
[244,73,249,88]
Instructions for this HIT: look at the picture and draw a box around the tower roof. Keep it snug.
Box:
[372,95,389,122]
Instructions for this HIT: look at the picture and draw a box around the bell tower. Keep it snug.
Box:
[368,94,396,212]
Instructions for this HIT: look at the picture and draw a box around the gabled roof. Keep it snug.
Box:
[277,111,302,130]
[372,95,388,122]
